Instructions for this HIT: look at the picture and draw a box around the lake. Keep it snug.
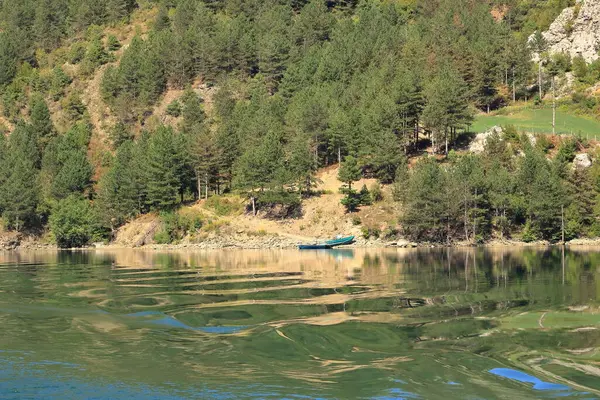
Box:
[0,247,598,399]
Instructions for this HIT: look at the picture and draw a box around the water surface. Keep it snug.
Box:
[0,247,599,399]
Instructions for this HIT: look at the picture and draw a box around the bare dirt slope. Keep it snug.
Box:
[113,165,400,246]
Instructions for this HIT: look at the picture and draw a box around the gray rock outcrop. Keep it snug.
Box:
[531,0,600,64]
[469,126,503,154]
[573,153,593,169]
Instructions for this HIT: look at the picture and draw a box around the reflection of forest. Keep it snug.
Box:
[0,247,598,397]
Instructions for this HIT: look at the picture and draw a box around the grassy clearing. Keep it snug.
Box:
[472,106,600,138]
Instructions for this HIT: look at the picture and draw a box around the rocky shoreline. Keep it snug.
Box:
[5,230,600,251]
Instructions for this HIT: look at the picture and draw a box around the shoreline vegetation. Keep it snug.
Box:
[2,1,600,250]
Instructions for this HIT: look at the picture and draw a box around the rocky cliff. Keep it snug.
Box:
[531,0,600,63]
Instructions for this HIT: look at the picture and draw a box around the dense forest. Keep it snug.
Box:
[0,0,597,247]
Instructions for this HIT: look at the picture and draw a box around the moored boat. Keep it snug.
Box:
[298,244,333,250]
[298,235,354,250]
[325,235,355,247]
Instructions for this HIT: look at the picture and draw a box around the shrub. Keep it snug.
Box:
[502,124,520,143]
[370,183,383,202]
[555,137,578,164]
[341,189,361,213]
[153,230,171,244]
[361,226,381,239]
[382,226,399,239]
[157,210,204,243]
[521,220,540,243]
[359,184,372,205]
[49,195,95,248]
[107,35,121,51]
[68,42,87,64]
[206,196,244,216]
[166,100,182,117]
[62,92,86,121]
[351,215,362,225]
[536,134,553,153]
[109,122,134,149]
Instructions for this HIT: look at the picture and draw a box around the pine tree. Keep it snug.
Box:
[257,6,292,92]
[565,167,595,238]
[50,66,72,101]
[154,4,170,31]
[139,35,166,105]
[96,141,140,230]
[41,130,93,201]
[145,126,180,210]
[401,157,448,242]
[180,88,205,133]
[86,37,109,67]
[0,124,41,231]
[107,35,121,51]
[0,33,17,86]
[338,155,361,191]
[33,0,67,51]
[191,128,221,199]
[29,94,55,151]
[106,0,129,23]
[62,92,86,121]
[518,148,565,240]
[109,122,133,149]
[235,131,285,191]
[287,133,316,194]
[422,63,473,155]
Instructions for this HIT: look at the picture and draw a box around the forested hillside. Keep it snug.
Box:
[0,0,598,247]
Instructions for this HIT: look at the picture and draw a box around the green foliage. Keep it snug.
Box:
[180,88,204,132]
[0,124,40,231]
[107,35,121,51]
[96,140,143,229]
[1,0,599,246]
[547,52,571,76]
[153,230,171,244]
[361,226,380,240]
[370,183,383,202]
[29,93,55,150]
[341,189,361,213]
[49,195,95,248]
[358,185,372,206]
[41,125,93,201]
[49,66,72,101]
[68,42,87,64]
[109,122,133,149]
[422,63,473,148]
[536,134,554,153]
[555,137,578,165]
[205,196,243,216]
[154,210,203,244]
[166,100,182,117]
[145,125,192,209]
[62,92,86,121]
[338,156,361,190]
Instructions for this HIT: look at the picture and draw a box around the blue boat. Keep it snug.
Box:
[325,235,355,247]
[298,235,354,250]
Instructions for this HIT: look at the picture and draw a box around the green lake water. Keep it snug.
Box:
[0,247,599,399]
